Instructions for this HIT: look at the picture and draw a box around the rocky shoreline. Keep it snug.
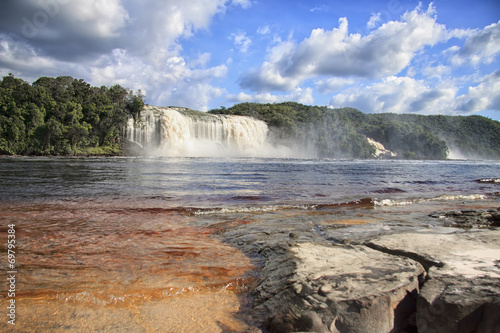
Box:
[217,208,500,332]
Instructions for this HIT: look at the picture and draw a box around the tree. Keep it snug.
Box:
[0,74,143,156]
[127,89,145,122]
[210,102,499,160]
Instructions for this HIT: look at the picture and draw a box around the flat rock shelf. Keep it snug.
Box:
[218,208,500,333]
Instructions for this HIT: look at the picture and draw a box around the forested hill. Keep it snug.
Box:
[0,74,143,156]
[2,74,499,159]
[210,102,500,160]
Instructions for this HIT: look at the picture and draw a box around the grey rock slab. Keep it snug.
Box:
[253,242,426,333]
[366,229,500,333]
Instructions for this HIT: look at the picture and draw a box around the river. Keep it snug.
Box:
[1,157,499,332]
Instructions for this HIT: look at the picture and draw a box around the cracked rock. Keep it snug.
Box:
[367,229,500,333]
[252,242,425,333]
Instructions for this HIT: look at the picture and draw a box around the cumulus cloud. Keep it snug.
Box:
[231,0,252,9]
[90,49,228,110]
[0,1,498,115]
[367,13,381,29]
[315,77,356,93]
[330,71,500,115]
[230,31,252,53]
[0,33,88,80]
[257,25,271,35]
[329,76,457,114]
[228,87,314,105]
[0,0,231,64]
[64,0,129,38]
[422,64,451,80]
[0,0,129,61]
[120,0,230,63]
[163,83,226,111]
[455,70,500,113]
[240,4,447,92]
[450,21,500,66]
[239,40,298,91]
[0,0,241,110]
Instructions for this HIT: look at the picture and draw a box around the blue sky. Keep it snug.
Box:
[0,0,499,119]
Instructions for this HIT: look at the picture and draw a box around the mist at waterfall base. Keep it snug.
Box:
[124,106,312,158]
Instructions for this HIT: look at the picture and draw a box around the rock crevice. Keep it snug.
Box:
[219,210,500,332]
[367,230,500,333]
[251,242,426,333]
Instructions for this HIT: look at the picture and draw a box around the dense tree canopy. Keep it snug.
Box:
[0,74,144,155]
[210,102,500,160]
[1,74,498,159]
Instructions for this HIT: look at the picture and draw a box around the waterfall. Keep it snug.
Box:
[124,106,274,157]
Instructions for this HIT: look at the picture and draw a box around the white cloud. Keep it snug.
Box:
[1,1,499,116]
[162,83,226,111]
[449,21,500,66]
[228,87,314,105]
[330,71,500,115]
[310,5,327,13]
[367,13,381,29]
[7,0,129,40]
[240,4,447,92]
[231,0,252,9]
[455,70,500,112]
[62,0,129,38]
[190,63,228,81]
[230,31,252,53]
[0,33,87,80]
[189,52,211,68]
[240,40,299,91]
[123,0,228,56]
[0,0,242,111]
[315,77,356,93]
[257,25,271,35]
[90,48,228,110]
[422,64,451,80]
[329,76,456,114]
[90,49,153,93]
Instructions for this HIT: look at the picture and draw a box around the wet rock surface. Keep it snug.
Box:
[429,208,500,228]
[214,207,500,332]
[368,230,500,333]
[257,243,425,333]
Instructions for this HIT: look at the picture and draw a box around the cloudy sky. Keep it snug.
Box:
[0,0,499,119]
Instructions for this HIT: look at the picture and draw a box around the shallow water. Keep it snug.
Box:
[0,199,256,332]
[1,157,499,331]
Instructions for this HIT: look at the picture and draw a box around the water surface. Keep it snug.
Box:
[1,157,499,331]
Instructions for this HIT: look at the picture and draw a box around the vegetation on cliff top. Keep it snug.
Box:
[210,102,500,160]
[1,74,499,159]
[0,74,143,155]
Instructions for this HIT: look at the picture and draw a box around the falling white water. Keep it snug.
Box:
[124,106,291,157]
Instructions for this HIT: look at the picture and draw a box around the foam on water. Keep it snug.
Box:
[374,193,489,207]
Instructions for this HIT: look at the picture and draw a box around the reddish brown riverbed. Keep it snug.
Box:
[1,157,499,332]
[0,200,256,332]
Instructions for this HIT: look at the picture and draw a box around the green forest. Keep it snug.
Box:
[0,74,143,155]
[1,74,499,159]
[210,102,500,160]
